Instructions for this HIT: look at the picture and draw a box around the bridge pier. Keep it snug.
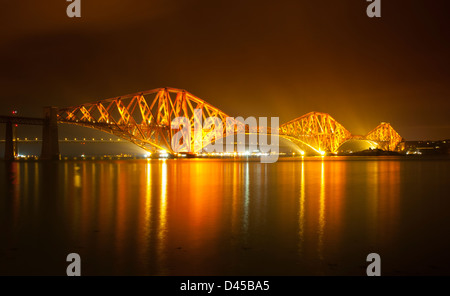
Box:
[40,107,60,160]
[4,121,17,161]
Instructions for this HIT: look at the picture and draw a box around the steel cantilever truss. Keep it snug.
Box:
[365,122,403,151]
[57,88,404,154]
[279,112,352,153]
[57,88,240,153]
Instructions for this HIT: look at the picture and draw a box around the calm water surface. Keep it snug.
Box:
[1,156,450,275]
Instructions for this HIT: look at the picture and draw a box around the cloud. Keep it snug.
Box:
[0,0,191,46]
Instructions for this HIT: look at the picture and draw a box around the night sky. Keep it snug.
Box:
[1,0,449,140]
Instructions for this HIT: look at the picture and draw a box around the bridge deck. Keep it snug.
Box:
[0,116,44,125]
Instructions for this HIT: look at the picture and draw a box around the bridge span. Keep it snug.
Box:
[1,87,404,159]
[0,108,59,160]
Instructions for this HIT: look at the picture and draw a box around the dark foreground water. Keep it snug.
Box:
[1,156,450,275]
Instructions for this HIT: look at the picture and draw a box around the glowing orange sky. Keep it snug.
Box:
[0,0,449,140]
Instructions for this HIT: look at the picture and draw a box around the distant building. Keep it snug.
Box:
[404,140,450,155]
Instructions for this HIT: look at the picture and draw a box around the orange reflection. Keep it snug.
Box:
[114,162,128,260]
[139,160,152,260]
[156,160,168,275]
[325,160,345,255]
[318,159,325,261]
[377,160,400,244]
[298,159,306,254]
[8,162,21,228]
[0,157,407,275]
[243,162,250,234]
[231,161,241,237]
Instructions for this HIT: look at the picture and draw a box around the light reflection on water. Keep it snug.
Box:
[1,157,450,275]
[318,159,325,262]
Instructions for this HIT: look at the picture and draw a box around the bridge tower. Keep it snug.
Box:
[41,107,60,160]
[4,121,17,161]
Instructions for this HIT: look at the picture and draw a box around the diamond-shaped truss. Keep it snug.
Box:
[365,122,403,151]
[57,88,241,153]
[279,112,352,153]
[57,89,404,155]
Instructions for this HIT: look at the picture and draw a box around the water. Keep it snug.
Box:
[1,156,450,275]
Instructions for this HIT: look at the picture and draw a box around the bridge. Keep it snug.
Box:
[0,110,58,161]
[279,112,402,154]
[0,138,126,143]
[1,87,404,160]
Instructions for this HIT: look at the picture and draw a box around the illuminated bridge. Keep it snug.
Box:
[279,112,402,153]
[2,87,404,159]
